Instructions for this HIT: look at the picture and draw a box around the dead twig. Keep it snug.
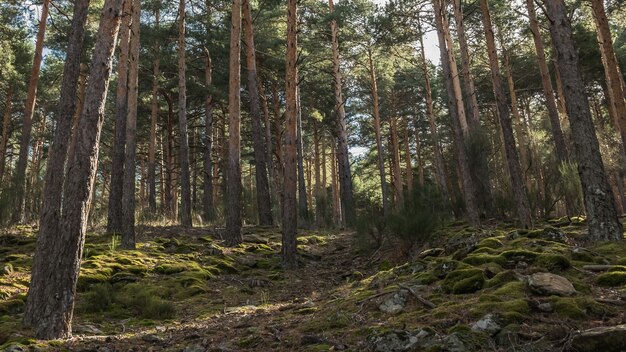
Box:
[398,284,436,309]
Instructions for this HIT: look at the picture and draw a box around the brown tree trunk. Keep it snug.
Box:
[330,140,341,226]
[367,48,390,217]
[259,81,276,220]
[178,0,192,227]
[226,0,243,245]
[122,0,140,249]
[23,0,90,328]
[283,0,299,268]
[272,80,284,222]
[13,0,50,223]
[417,18,449,203]
[242,0,273,226]
[479,0,532,228]
[329,0,355,227]
[296,86,309,225]
[313,119,323,227]
[163,93,175,219]
[390,117,403,211]
[0,85,13,183]
[24,0,123,338]
[403,120,415,196]
[433,0,479,225]
[107,0,132,233]
[148,2,160,214]
[544,0,623,241]
[452,0,480,128]
[203,48,215,222]
[591,0,626,154]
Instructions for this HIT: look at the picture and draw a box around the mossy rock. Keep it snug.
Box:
[571,250,596,263]
[477,238,502,249]
[0,299,24,315]
[501,250,540,265]
[470,299,530,323]
[535,254,570,272]
[442,268,485,294]
[596,271,626,287]
[550,297,586,319]
[77,270,111,291]
[207,256,238,274]
[485,271,518,289]
[432,260,461,279]
[463,253,506,266]
[245,244,273,253]
[492,281,526,299]
[155,261,196,275]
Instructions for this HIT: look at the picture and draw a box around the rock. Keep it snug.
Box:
[73,324,104,335]
[3,345,25,352]
[571,325,626,352]
[141,333,165,344]
[471,314,501,336]
[528,272,576,296]
[443,333,468,352]
[183,344,205,352]
[433,261,459,279]
[367,329,431,352]
[379,290,409,314]
[537,302,553,312]
[418,248,444,259]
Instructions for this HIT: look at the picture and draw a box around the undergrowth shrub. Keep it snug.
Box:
[80,283,114,313]
[129,290,176,319]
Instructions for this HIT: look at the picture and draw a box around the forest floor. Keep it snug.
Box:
[1,216,626,351]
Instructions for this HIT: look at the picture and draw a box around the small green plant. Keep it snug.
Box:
[81,283,115,313]
[108,235,120,252]
[130,290,176,319]
[260,290,270,306]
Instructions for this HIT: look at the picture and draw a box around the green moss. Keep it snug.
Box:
[78,283,115,313]
[501,250,539,264]
[596,271,626,287]
[470,299,530,323]
[415,272,438,285]
[571,250,595,263]
[463,254,506,266]
[442,269,485,294]
[207,256,238,273]
[535,254,570,272]
[550,297,585,319]
[477,238,502,249]
[77,269,111,291]
[155,261,201,275]
[485,271,518,289]
[0,299,24,315]
[492,281,526,299]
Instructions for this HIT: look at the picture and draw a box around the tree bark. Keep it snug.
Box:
[433,0,479,225]
[122,0,140,249]
[203,48,215,222]
[0,85,13,183]
[404,119,415,195]
[329,0,355,227]
[479,0,532,228]
[417,17,449,203]
[283,0,299,268]
[591,0,626,155]
[107,0,132,233]
[544,0,623,241]
[226,0,243,245]
[13,0,50,223]
[390,117,403,211]
[23,0,90,328]
[367,48,390,217]
[147,2,160,215]
[242,0,273,226]
[296,86,309,225]
[178,0,192,227]
[452,0,480,128]
[24,0,123,338]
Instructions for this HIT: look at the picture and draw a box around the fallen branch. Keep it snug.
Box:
[582,265,614,272]
[398,284,436,309]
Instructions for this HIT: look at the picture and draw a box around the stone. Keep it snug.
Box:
[471,314,501,336]
[537,302,553,312]
[571,325,626,352]
[418,248,444,259]
[141,333,165,344]
[367,329,431,352]
[73,324,104,335]
[183,344,206,352]
[3,345,25,352]
[443,333,469,352]
[379,290,409,314]
[527,273,576,296]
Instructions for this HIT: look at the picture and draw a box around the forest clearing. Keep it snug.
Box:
[1,0,626,350]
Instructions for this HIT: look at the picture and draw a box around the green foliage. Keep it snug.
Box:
[596,271,626,287]
[80,283,115,313]
[442,268,485,294]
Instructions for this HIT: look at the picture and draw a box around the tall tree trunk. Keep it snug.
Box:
[479,0,532,228]
[367,48,390,217]
[591,0,626,154]
[0,85,13,183]
[242,0,273,226]
[226,0,243,245]
[203,48,215,222]
[330,140,341,226]
[23,0,90,329]
[433,0,480,225]
[313,119,323,227]
[452,0,480,128]
[417,18,449,203]
[329,0,355,227]
[148,2,160,214]
[13,0,51,223]
[390,117,403,211]
[283,0,298,268]
[24,0,123,338]
[122,0,140,249]
[272,80,284,222]
[296,86,309,225]
[259,81,276,219]
[544,0,623,241]
[404,120,415,195]
[163,93,175,219]
[107,0,132,233]
[178,0,192,227]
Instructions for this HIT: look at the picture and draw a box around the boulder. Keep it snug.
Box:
[527,273,576,296]
[379,290,409,314]
[570,325,626,352]
[471,314,501,336]
[368,329,431,352]
[73,324,104,335]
